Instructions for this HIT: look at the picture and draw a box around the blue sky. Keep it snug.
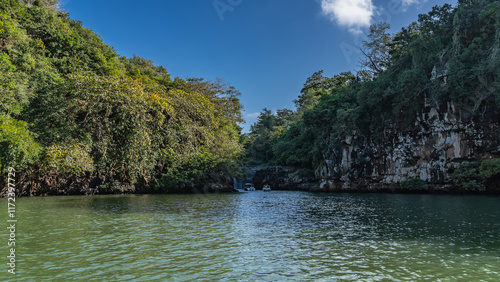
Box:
[61,0,454,132]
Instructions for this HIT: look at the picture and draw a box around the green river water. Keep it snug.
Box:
[1,191,499,281]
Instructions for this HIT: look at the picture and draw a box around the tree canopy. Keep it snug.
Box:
[0,0,245,194]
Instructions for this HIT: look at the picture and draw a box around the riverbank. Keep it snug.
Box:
[252,166,500,195]
[0,170,238,197]
[3,163,500,197]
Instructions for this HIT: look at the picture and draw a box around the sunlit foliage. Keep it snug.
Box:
[0,0,245,194]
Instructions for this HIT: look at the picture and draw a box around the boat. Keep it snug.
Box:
[243,183,256,191]
[262,184,271,192]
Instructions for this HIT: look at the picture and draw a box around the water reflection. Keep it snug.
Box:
[0,192,499,281]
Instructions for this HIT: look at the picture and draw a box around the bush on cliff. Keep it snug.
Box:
[479,159,500,180]
[400,179,428,191]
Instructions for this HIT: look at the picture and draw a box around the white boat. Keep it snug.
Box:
[243,183,256,191]
[262,184,271,192]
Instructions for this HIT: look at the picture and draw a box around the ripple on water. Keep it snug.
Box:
[1,193,500,281]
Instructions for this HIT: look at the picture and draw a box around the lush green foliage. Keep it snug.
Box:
[461,181,486,192]
[0,116,41,171]
[0,0,245,193]
[453,162,481,181]
[245,1,500,191]
[451,160,500,191]
[45,141,94,177]
[400,179,428,191]
[479,159,500,180]
[245,108,297,166]
[452,161,486,191]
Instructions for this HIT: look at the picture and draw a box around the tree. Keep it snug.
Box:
[294,70,333,113]
[417,4,454,39]
[21,0,60,10]
[294,70,355,113]
[245,108,297,165]
[0,116,41,172]
[184,77,244,124]
[358,22,392,78]
[389,21,419,61]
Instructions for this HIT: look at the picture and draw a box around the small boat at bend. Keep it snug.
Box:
[262,184,271,192]
[244,183,256,191]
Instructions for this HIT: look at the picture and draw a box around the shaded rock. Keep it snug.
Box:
[253,166,318,191]
[316,102,500,192]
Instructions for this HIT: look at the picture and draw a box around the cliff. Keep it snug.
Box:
[252,101,500,193]
[316,102,500,192]
[247,1,500,193]
[253,166,317,191]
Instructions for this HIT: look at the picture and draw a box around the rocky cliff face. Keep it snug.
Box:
[316,102,500,192]
[253,166,317,191]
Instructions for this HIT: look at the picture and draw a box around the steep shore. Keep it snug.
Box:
[253,103,500,193]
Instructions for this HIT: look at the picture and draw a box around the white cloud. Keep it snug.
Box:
[245,112,261,119]
[320,0,375,34]
[401,0,424,6]
[399,0,428,12]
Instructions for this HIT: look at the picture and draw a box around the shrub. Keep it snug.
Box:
[479,158,500,179]
[400,178,427,190]
[453,162,480,180]
[462,180,486,191]
[45,142,94,176]
[0,116,41,171]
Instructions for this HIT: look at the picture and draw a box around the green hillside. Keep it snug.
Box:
[0,0,245,194]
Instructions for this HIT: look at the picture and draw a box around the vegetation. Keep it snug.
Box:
[2,0,499,194]
[452,159,500,192]
[453,161,487,192]
[0,0,245,194]
[245,0,500,191]
[400,179,428,191]
[479,159,500,180]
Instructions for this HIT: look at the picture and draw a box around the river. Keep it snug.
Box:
[1,191,499,281]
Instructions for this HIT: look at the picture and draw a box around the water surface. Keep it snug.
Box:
[1,192,499,280]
